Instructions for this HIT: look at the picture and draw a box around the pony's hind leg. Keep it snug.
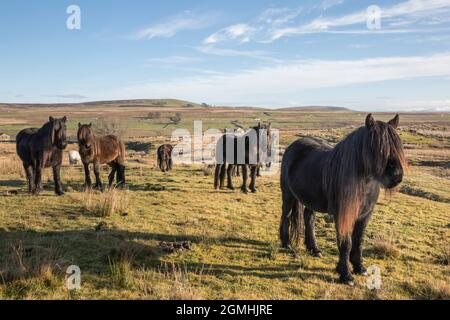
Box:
[304,208,321,257]
[280,190,295,248]
[226,164,234,190]
[23,163,34,194]
[108,164,117,188]
[116,164,126,187]
[249,165,257,193]
[350,211,372,275]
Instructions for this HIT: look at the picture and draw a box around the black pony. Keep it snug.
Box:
[280,114,407,285]
[214,123,272,193]
[16,116,68,195]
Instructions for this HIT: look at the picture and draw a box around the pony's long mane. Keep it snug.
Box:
[323,123,407,239]
[39,120,55,147]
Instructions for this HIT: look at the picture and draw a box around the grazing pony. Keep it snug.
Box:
[16,116,67,195]
[157,144,173,172]
[214,123,272,193]
[280,114,407,285]
[77,123,126,190]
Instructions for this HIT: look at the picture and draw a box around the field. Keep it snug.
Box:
[0,100,449,300]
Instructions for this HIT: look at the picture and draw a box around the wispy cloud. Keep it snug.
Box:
[110,53,450,108]
[269,0,450,40]
[320,0,345,11]
[134,11,217,40]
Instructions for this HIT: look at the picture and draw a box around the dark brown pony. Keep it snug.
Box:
[77,123,126,190]
[16,116,67,195]
[157,144,173,172]
[214,123,272,193]
[280,114,407,285]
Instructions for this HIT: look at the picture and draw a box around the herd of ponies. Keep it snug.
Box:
[13,113,407,285]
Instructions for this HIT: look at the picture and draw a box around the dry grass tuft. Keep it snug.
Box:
[0,242,64,286]
[81,188,129,217]
[0,158,24,177]
[369,234,401,259]
[405,279,450,300]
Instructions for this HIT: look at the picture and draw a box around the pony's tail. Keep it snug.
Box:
[118,140,126,164]
[289,201,304,246]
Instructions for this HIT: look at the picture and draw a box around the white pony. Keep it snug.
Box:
[68,150,82,165]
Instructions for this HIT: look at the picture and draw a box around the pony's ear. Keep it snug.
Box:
[49,116,54,122]
[365,114,375,128]
[388,114,399,129]
[78,122,82,128]
[62,116,67,122]
[89,123,92,127]
[258,122,261,128]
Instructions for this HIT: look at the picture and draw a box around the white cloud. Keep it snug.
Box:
[204,24,256,45]
[109,53,450,108]
[134,11,216,39]
[196,45,275,61]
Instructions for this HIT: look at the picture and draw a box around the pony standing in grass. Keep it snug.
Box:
[280,114,407,285]
[157,144,173,172]
[16,116,67,195]
[77,123,126,190]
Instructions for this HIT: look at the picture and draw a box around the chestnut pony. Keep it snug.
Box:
[280,114,407,285]
[77,123,126,190]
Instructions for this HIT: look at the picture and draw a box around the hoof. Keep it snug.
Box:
[339,274,355,286]
[353,265,368,276]
[227,186,235,190]
[310,249,322,258]
[241,188,248,194]
[56,191,65,196]
[250,188,257,193]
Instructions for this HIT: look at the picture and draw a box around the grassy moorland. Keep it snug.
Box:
[0,100,448,300]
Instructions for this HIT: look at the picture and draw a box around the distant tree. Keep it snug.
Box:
[169,112,182,125]
[201,103,211,108]
[94,118,127,138]
[148,111,161,119]
[183,103,194,108]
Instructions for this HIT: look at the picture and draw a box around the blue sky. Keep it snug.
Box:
[1,0,450,111]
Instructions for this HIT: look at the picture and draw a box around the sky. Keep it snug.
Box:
[1,0,450,111]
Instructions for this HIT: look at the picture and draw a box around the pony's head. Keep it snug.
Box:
[252,122,272,161]
[77,123,94,149]
[363,114,407,190]
[49,116,67,150]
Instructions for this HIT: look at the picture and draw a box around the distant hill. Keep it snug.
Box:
[0,99,206,109]
[278,106,353,112]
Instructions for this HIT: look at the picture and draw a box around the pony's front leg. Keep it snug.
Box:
[52,164,64,196]
[226,164,235,190]
[350,212,372,275]
[304,208,321,257]
[83,162,92,189]
[249,165,257,193]
[23,163,34,194]
[336,234,354,285]
[240,165,248,193]
[214,164,222,190]
[93,163,104,191]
